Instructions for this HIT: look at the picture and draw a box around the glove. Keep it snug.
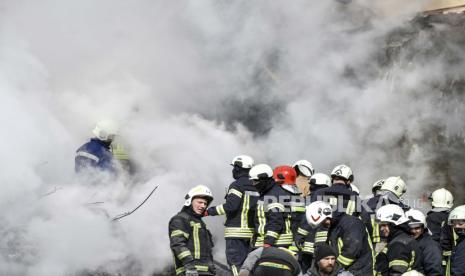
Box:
[185,268,199,276]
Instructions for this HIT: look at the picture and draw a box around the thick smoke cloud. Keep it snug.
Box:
[1,0,464,275]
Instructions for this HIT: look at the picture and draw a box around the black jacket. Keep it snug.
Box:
[311,184,360,217]
[207,171,259,240]
[360,193,410,244]
[376,225,422,276]
[416,231,443,276]
[168,207,215,275]
[328,213,374,275]
[451,236,465,276]
[426,209,449,243]
[253,179,293,247]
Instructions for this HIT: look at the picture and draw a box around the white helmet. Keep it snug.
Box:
[376,204,409,225]
[430,188,454,209]
[249,164,273,181]
[330,164,354,182]
[231,155,254,169]
[310,173,331,187]
[448,205,465,225]
[372,179,385,193]
[92,120,119,141]
[405,209,427,228]
[306,201,333,228]
[184,185,214,207]
[350,184,360,195]
[293,160,314,177]
[380,176,407,198]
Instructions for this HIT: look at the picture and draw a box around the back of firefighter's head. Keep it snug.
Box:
[406,209,427,239]
[231,155,254,180]
[429,188,454,209]
[184,185,214,215]
[330,164,353,185]
[448,205,465,237]
[249,164,274,193]
[93,119,118,143]
[309,173,331,191]
[380,176,407,199]
[376,204,409,238]
[293,159,314,179]
[273,165,300,194]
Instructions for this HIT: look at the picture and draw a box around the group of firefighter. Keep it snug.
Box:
[168,155,465,276]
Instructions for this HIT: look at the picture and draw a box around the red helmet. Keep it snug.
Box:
[273,166,297,185]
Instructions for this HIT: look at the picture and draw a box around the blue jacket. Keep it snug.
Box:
[451,236,465,276]
[75,138,114,173]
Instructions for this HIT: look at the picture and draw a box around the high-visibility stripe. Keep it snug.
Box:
[170,230,189,239]
[266,231,280,238]
[177,250,191,260]
[291,206,306,213]
[190,222,201,259]
[229,188,243,198]
[176,265,210,275]
[337,237,343,254]
[303,242,315,253]
[241,194,250,228]
[337,254,355,266]
[225,227,254,238]
[231,265,239,276]
[346,199,356,215]
[371,218,380,243]
[297,227,309,236]
[257,202,266,235]
[267,202,285,212]
[245,191,260,196]
[76,151,100,162]
[443,250,452,257]
[389,260,409,268]
[216,205,225,215]
[315,231,328,243]
[258,262,291,270]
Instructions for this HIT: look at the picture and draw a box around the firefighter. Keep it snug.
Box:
[306,201,374,275]
[311,164,360,217]
[295,173,332,271]
[448,205,465,276]
[371,179,385,197]
[361,176,409,246]
[272,165,306,252]
[293,160,314,198]
[75,120,118,173]
[249,164,293,248]
[375,204,422,275]
[238,247,301,276]
[168,185,215,276]
[426,188,454,243]
[405,209,443,275]
[204,155,259,276]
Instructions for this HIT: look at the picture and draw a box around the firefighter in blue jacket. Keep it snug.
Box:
[449,205,465,276]
[75,120,118,173]
[204,155,259,276]
[169,185,216,276]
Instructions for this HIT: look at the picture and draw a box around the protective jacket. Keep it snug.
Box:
[426,209,449,243]
[451,235,465,276]
[239,247,301,276]
[311,184,360,217]
[253,179,293,247]
[75,138,114,173]
[168,207,215,275]
[376,225,422,276]
[328,213,374,275]
[361,193,410,244]
[207,170,259,240]
[416,231,443,276]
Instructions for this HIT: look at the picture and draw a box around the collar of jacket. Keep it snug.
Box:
[388,223,411,242]
[182,206,204,219]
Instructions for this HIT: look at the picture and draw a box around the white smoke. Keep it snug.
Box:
[1,0,463,275]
